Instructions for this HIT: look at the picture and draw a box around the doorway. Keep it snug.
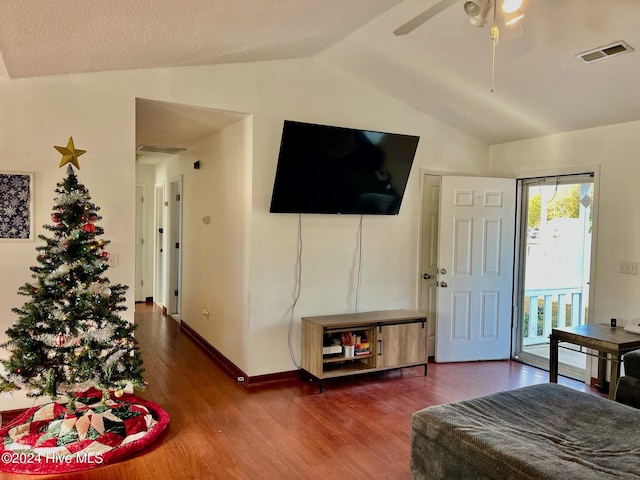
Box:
[154,184,166,308]
[419,174,516,362]
[168,177,183,320]
[135,185,145,302]
[513,174,594,378]
[419,175,440,356]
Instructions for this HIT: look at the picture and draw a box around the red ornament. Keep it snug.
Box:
[54,333,66,347]
[82,223,96,233]
[100,251,110,260]
[51,214,60,223]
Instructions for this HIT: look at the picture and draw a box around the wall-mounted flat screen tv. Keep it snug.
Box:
[269,121,420,215]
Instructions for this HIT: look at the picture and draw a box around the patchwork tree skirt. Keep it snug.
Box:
[0,388,169,474]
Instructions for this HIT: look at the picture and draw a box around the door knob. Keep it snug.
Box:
[440,268,447,274]
[439,281,448,288]
[423,273,431,279]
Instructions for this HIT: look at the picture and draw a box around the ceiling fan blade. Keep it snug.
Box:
[393,0,459,36]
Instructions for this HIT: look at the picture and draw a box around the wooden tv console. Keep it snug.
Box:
[301,309,427,392]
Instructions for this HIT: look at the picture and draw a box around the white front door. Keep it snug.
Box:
[435,176,516,362]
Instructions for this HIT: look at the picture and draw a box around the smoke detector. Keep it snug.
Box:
[576,41,634,64]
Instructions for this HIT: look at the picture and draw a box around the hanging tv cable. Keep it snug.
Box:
[287,214,303,369]
[355,214,364,313]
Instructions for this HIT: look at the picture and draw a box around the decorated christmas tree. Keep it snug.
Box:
[0,137,145,402]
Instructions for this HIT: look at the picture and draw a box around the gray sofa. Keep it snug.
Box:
[411,383,640,479]
[615,349,640,408]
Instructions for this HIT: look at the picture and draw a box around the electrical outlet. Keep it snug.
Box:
[619,261,638,275]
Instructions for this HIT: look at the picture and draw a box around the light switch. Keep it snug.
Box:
[619,261,638,275]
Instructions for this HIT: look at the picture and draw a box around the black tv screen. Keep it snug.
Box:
[269,121,420,215]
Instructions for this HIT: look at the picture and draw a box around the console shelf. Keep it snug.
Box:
[301,309,427,392]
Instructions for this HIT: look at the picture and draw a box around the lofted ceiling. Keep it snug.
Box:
[1,0,639,146]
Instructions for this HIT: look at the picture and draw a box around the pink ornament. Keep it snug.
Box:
[54,333,66,347]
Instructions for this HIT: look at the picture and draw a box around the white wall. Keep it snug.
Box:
[489,120,640,326]
[0,58,489,409]
[247,64,490,375]
[0,76,136,410]
[149,118,252,371]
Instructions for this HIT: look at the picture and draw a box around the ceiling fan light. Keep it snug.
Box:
[464,0,492,27]
[464,0,481,16]
[504,9,524,26]
[501,0,523,14]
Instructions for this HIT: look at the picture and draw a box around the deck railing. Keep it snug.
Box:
[523,288,585,346]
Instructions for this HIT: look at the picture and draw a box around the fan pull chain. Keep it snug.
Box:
[491,25,499,92]
[490,0,499,92]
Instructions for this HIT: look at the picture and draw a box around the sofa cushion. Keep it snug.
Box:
[411,383,640,480]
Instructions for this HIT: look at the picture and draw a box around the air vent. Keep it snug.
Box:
[576,41,634,64]
[136,145,186,155]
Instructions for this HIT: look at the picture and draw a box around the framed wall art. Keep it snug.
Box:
[0,171,35,241]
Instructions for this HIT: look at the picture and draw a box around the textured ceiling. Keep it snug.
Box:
[2,0,640,146]
[0,0,401,79]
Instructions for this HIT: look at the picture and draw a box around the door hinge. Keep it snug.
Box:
[176,194,181,201]
[141,238,144,245]
[174,290,179,297]
[175,242,180,249]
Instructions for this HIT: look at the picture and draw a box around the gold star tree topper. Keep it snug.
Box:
[54,137,86,169]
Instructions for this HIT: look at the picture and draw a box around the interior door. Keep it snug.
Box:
[135,185,144,302]
[419,175,440,356]
[154,184,165,308]
[435,176,516,362]
[169,178,182,318]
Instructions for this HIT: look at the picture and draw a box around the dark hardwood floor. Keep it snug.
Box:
[4,304,603,479]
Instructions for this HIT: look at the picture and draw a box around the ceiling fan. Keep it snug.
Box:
[393,0,525,37]
[394,0,526,91]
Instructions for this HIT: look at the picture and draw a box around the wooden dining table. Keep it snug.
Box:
[549,324,640,399]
